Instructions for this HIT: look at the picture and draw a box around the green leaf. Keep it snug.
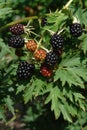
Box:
[34,79,45,96]
[80,34,87,54]
[23,82,35,103]
[16,84,26,94]
[0,107,6,122]
[46,11,68,31]
[54,55,87,87]
[0,8,12,19]
[60,56,81,67]
[59,104,72,122]
[45,86,63,119]
[4,95,15,115]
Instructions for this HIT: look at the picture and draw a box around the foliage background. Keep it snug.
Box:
[0,0,87,130]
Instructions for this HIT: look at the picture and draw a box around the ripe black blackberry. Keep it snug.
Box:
[50,34,64,52]
[41,18,47,26]
[8,35,24,48]
[70,23,83,37]
[9,24,24,35]
[45,51,58,66]
[17,61,35,79]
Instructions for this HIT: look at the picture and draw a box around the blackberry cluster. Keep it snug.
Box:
[41,18,47,27]
[50,34,64,52]
[9,24,24,35]
[45,51,58,66]
[70,23,82,37]
[9,35,24,48]
[17,61,35,79]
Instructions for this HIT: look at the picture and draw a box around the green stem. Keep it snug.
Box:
[59,0,73,13]
[63,0,73,9]
[40,45,49,52]
[0,16,38,32]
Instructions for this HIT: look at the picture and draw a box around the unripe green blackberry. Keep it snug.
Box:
[70,23,83,37]
[9,24,24,35]
[8,35,24,48]
[45,51,58,66]
[17,61,35,79]
[50,34,64,52]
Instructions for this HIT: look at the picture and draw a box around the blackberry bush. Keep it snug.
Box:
[0,0,87,129]
[8,35,25,48]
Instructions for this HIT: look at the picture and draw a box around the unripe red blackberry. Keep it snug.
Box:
[34,49,46,61]
[17,61,35,79]
[41,18,47,27]
[45,51,58,66]
[26,40,37,52]
[40,64,52,77]
[50,34,64,52]
[69,23,83,37]
[8,35,24,48]
[9,24,24,35]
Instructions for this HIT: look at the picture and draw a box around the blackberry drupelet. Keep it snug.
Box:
[70,23,83,37]
[45,51,58,66]
[9,24,24,35]
[41,18,47,26]
[17,61,35,79]
[9,35,24,48]
[50,34,64,52]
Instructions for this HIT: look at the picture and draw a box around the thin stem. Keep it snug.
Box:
[59,0,73,13]
[0,16,38,32]
[40,45,49,52]
[63,0,73,9]
[34,38,43,53]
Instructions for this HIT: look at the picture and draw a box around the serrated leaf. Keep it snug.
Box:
[59,104,72,122]
[80,35,87,54]
[4,95,15,115]
[0,107,6,122]
[46,11,68,31]
[74,7,87,25]
[16,84,25,94]
[34,79,45,96]
[23,82,35,103]
[45,86,63,119]
[54,55,87,87]
[60,56,81,67]
[0,8,12,19]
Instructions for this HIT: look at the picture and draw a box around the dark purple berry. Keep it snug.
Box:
[8,35,24,48]
[70,23,83,37]
[9,24,24,35]
[50,34,64,52]
[17,61,35,79]
[45,51,58,66]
